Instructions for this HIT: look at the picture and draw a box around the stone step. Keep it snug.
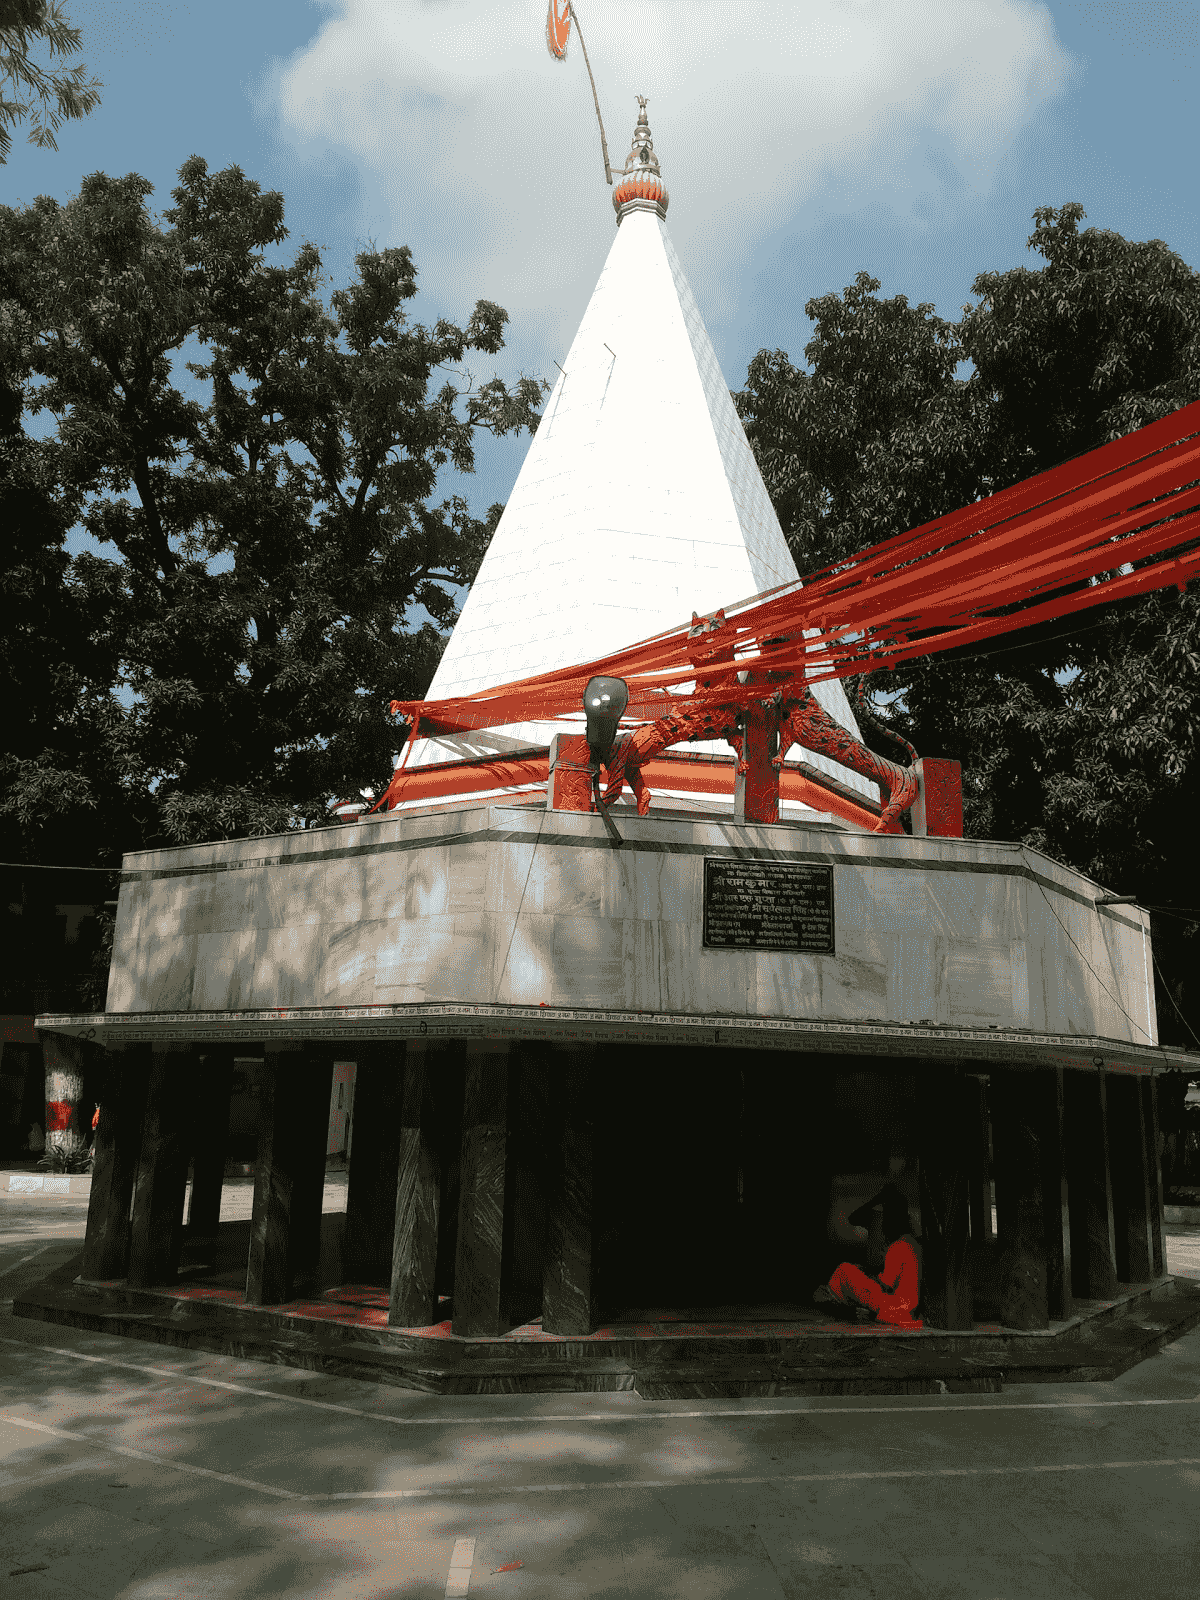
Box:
[13,1273,1200,1400]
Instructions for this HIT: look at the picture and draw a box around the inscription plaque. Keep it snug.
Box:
[702,858,835,954]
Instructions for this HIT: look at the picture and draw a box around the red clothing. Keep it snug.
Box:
[827,1237,922,1328]
[879,1237,920,1309]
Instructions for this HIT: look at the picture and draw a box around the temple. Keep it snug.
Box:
[25,102,1197,1390]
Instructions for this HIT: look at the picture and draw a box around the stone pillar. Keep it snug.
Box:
[733,704,780,825]
[990,1068,1050,1330]
[245,1045,332,1305]
[508,1044,551,1328]
[82,1044,152,1282]
[1108,1073,1154,1283]
[288,1050,336,1284]
[127,1044,195,1289]
[547,733,594,812]
[453,1040,519,1338]
[1143,1075,1165,1278]
[543,1048,597,1335]
[1065,1067,1118,1300]
[910,758,964,839]
[916,1072,974,1330]
[345,1042,405,1281]
[390,1039,444,1328]
[42,1032,90,1159]
[965,1076,991,1243]
[1037,1066,1073,1321]
[185,1049,235,1236]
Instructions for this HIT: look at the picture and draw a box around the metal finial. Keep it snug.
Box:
[613,96,669,224]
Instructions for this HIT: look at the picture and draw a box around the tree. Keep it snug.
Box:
[0,0,101,162]
[0,157,546,862]
[735,206,1200,1049]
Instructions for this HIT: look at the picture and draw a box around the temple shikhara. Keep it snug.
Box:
[24,91,1200,1392]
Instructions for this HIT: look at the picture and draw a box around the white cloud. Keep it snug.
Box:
[262,0,1070,380]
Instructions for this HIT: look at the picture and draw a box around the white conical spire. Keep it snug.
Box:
[409,100,873,808]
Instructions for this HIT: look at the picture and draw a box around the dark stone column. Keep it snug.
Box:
[453,1040,518,1338]
[506,1044,551,1329]
[390,1040,444,1328]
[433,1057,466,1305]
[185,1050,235,1236]
[1143,1076,1165,1278]
[1109,1073,1154,1283]
[1037,1066,1073,1321]
[82,1044,151,1282]
[244,1046,332,1305]
[345,1042,405,1282]
[287,1050,336,1284]
[916,1072,974,1330]
[990,1068,1050,1330]
[127,1045,195,1289]
[965,1076,991,1245]
[543,1048,596,1335]
[1065,1067,1118,1300]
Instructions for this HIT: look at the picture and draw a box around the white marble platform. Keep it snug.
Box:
[96,804,1158,1049]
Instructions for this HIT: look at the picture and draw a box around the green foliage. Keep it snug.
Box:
[37,1140,92,1172]
[737,273,985,574]
[736,205,1200,1046]
[0,157,547,861]
[0,0,101,161]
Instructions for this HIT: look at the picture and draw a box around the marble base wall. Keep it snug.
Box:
[105,803,1157,1046]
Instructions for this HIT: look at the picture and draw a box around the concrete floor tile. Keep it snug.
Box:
[0,1565,81,1599]
[1048,1551,1199,1600]
[774,1560,928,1600]
[905,1551,1096,1600]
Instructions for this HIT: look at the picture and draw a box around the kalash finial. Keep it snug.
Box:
[613,95,669,224]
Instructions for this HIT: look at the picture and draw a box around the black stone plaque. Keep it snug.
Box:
[702,858,834,953]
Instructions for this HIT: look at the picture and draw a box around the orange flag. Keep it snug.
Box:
[546,0,571,59]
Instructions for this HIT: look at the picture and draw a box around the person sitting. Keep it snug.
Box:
[813,1183,923,1328]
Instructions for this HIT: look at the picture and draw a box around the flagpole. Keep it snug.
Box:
[567,4,613,184]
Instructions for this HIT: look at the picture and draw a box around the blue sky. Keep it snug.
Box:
[5,0,1198,552]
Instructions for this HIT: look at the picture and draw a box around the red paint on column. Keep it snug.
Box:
[913,758,964,838]
[548,734,596,812]
[46,1101,74,1132]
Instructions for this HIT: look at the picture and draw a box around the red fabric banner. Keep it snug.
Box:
[382,400,1200,813]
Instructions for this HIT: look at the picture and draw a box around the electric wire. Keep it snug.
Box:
[492,810,546,1005]
[0,862,121,871]
[1151,949,1200,1050]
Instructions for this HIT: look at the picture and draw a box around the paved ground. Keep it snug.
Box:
[2,1191,1199,1599]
